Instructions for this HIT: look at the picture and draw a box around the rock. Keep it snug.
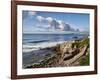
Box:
[55,39,89,66]
[63,53,73,61]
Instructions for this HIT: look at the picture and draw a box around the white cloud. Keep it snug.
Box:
[36,16,45,22]
[46,17,53,23]
[35,16,75,31]
[28,11,36,16]
[57,20,65,30]
[46,17,60,29]
[57,20,75,31]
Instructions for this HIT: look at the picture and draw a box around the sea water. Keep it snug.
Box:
[23,33,88,53]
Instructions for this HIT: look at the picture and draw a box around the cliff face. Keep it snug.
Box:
[25,38,89,68]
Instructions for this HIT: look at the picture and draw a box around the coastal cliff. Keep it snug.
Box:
[25,38,89,68]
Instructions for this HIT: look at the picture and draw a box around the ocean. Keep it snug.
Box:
[22,33,88,53]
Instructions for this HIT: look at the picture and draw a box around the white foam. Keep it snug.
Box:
[23,41,66,53]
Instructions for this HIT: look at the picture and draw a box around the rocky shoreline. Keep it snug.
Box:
[23,38,89,68]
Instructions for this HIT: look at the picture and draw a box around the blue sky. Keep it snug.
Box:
[22,10,90,33]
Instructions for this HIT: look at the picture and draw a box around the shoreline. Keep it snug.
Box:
[23,37,89,68]
[23,41,68,53]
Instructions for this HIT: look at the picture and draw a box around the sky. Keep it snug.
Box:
[22,10,90,33]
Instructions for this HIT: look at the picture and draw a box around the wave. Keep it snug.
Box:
[28,40,49,43]
[23,41,66,53]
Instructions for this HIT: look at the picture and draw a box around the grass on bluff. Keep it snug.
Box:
[79,38,89,47]
[73,38,90,66]
[71,38,89,49]
[79,38,90,66]
[79,52,90,66]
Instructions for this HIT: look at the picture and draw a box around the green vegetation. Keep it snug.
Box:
[72,38,90,66]
[79,52,90,66]
[71,38,89,49]
[79,38,89,47]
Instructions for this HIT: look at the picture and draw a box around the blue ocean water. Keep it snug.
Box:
[22,33,88,52]
[23,33,87,44]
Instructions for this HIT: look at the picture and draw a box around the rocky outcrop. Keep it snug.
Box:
[56,38,89,66]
